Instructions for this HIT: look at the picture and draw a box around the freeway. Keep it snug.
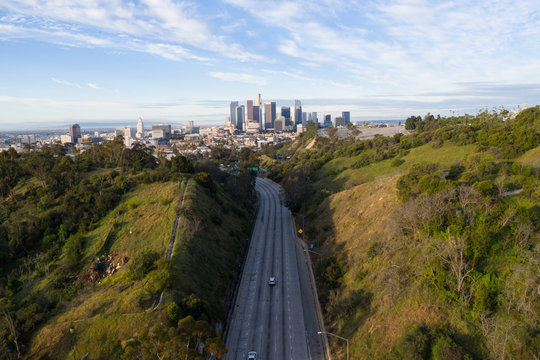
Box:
[225,177,325,360]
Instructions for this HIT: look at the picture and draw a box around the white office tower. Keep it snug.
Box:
[255,94,263,129]
[230,101,238,128]
[274,116,285,132]
[137,117,144,138]
[312,112,318,123]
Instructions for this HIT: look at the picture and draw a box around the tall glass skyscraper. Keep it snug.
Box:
[230,101,238,127]
[281,106,291,126]
[294,99,302,127]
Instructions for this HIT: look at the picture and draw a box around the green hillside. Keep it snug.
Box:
[265,108,540,359]
[0,139,255,360]
[25,177,252,359]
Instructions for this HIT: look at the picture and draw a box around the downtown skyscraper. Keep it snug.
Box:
[230,101,238,128]
[264,102,276,129]
[293,99,302,128]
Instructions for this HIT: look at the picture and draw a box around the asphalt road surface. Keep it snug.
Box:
[225,177,325,360]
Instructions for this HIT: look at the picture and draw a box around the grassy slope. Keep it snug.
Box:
[308,141,495,359]
[319,143,476,191]
[171,179,251,318]
[27,176,251,359]
[516,145,540,168]
[27,181,181,359]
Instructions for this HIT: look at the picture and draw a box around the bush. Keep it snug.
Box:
[391,158,405,167]
[432,335,470,360]
[62,233,85,272]
[194,172,216,193]
[391,324,430,360]
[396,163,439,201]
[128,251,160,280]
[473,180,496,197]
[167,302,183,323]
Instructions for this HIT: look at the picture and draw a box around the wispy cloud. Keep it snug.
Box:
[51,77,73,86]
[0,0,264,62]
[208,71,267,86]
[225,0,540,95]
[86,83,100,90]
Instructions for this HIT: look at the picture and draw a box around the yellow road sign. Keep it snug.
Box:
[298,229,303,234]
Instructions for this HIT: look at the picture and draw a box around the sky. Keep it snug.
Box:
[1,0,540,130]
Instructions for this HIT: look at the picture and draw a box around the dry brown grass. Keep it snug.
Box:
[316,174,449,358]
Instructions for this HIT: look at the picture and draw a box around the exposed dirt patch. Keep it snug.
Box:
[77,253,129,285]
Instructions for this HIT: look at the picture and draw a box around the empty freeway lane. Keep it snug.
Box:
[225,177,325,360]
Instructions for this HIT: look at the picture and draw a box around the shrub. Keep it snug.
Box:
[194,172,216,193]
[432,335,470,360]
[128,251,160,280]
[391,324,430,360]
[391,158,405,167]
[473,180,496,197]
[366,241,382,258]
[167,302,183,323]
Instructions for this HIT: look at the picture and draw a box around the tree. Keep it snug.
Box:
[0,298,21,359]
[434,230,474,302]
[405,115,422,130]
[0,149,21,197]
[205,337,227,358]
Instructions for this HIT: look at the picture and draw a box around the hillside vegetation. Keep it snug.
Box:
[264,107,540,359]
[0,138,255,359]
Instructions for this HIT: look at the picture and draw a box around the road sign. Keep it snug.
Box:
[298,229,303,234]
[310,244,314,249]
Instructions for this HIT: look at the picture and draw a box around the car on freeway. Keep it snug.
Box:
[248,351,257,359]
[268,276,276,286]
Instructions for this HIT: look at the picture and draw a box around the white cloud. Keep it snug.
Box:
[208,72,267,86]
[0,0,263,62]
[224,0,540,96]
[51,77,73,86]
[86,83,100,89]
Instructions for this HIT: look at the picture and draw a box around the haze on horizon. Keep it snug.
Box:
[1,0,540,129]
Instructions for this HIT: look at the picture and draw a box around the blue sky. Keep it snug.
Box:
[1,0,540,130]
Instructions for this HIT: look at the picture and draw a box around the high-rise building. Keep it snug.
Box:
[334,116,346,127]
[274,116,285,132]
[281,106,291,126]
[312,112,318,123]
[185,121,199,134]
[264,102,276,129]
[253,105,260,123]
[236,105,245,131]
[323,114,332,127]
[302,112,307,125]
[247,100,254,121]
[255,94,263,129]
[151,124,171,137]
[137,117,144,138]
[116,127,135,138]
[294,99,302,127]
[230,101,238,127]
[18,134,36,144]
[69,124,81,140]
[342,111,350,125]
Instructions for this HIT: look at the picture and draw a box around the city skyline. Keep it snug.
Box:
[1,0,540,129]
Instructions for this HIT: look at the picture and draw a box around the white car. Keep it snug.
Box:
[248,351,257,359]
[269,276,276,286]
